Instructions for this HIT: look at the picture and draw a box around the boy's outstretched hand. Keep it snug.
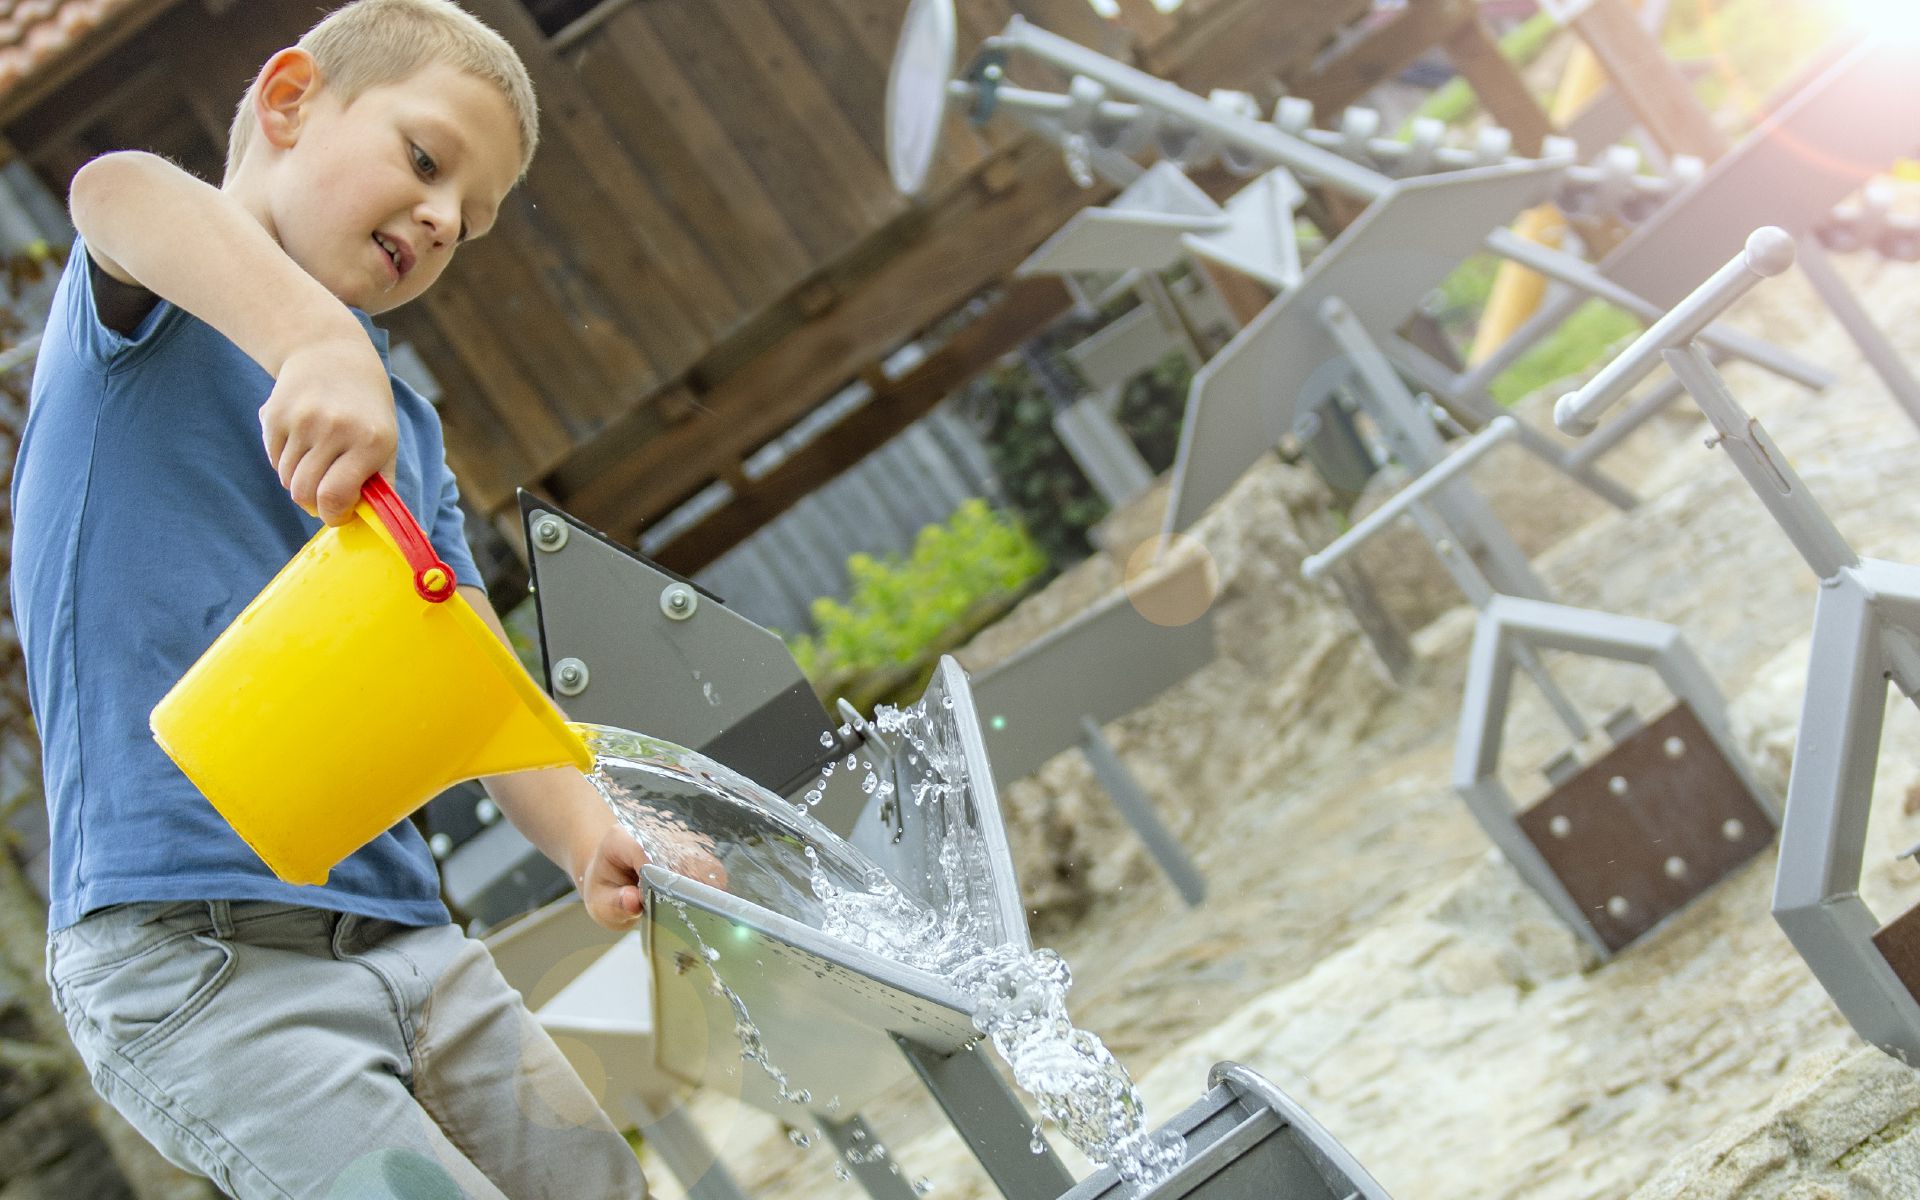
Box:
[579,821,729,931]
[261,333,398,525]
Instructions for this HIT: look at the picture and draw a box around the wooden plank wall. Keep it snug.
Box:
[2,0,1438,570]
[1,0,1025,515]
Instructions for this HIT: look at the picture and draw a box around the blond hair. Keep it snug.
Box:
[224,0,538,183]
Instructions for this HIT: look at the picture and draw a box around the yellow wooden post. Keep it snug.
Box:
[1468,22,1617,364]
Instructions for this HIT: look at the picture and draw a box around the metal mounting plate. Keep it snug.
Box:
[1518,702,1773,953]
[1165,158,1563,533]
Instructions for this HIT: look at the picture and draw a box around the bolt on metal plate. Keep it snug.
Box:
[1517,701,1773,953]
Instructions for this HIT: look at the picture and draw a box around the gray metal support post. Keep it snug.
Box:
[816,1114,921,1200]
[1079,716,1207,906]
[1770,570,1920,1063]
[1661,344,1861,581]
[627,1099,752,1200]
[1320,296,1552,604]
[894,1037,1077,1200]
[1789,239,1920,431]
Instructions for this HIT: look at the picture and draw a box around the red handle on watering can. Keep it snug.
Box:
[360,475,457,603]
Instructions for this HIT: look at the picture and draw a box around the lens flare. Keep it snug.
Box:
[1841,0,1920,45]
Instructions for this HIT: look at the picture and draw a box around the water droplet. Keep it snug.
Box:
[845,754,858,770]
[703,946,720,961]
[1030,1126,1047,1154]
[820,730,835,747]
[833,1163,852,1182]
[788,1129,812,1148]
[862,773,880,795]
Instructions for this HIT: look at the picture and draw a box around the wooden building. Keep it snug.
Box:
[0,0,1550,579]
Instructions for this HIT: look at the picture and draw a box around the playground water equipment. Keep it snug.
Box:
[883,2,1881,540]
[483,898,748,1200]
[1556,226,1920,1061]
[627,657,1392,1198]
[1298,412,1778,956]
[496,477,1390,1193]
[518,493,1212,908]
[1460,33,1920,472]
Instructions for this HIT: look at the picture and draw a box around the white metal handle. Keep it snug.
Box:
[1302,417,1519,582]
[1554,227,1796,436]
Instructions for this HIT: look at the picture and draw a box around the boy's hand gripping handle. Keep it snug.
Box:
[360,475,456,603]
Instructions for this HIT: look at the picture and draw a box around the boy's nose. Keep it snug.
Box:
[414,199,456,247]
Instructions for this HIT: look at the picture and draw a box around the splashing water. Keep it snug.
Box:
[580,705,1184,1188]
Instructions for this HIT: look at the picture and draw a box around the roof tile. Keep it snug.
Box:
[0,0,152,111]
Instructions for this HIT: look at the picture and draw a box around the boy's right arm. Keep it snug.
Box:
[69,150,396,525]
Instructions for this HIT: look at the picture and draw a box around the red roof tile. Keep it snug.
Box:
[0,0,157,113]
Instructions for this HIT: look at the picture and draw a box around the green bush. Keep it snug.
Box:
[789,499,1048,679]
[974,362,1111,565]
[1114,350,1193,474]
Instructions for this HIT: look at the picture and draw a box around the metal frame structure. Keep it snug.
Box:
[1449,597,1778,956]
[1444,36,1920,469]
[643,657,1390,1197]
[1301,413,1778,956]
[523,493,1214,904]
[1556,226,1920,1059]
[971,555,1219,907]
[483,900,749,1200]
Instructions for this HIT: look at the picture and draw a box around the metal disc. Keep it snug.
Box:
[885,0,957,196]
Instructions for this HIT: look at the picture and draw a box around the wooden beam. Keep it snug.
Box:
[1561,0,1728,160]
[1442,17,1553,156]
[1144,0,1367,87]
[462,0,737,344]
[651,277,1074,572]
[560,137,1112,539]
[1289,0,1476,117]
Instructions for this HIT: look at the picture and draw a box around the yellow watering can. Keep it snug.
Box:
[150,475,591,886]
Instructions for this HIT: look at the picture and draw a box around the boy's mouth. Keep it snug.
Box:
[373,232,414,283]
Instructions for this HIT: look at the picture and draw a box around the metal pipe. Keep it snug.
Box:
[1555,226,1798,435]
[1302,417,1519,581]
[989,17,1394,200]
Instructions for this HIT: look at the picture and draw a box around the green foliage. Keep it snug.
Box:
[974,362,1111,564]
[1489,298,1642,407]
[1432,253,1502,328]
[788,499,1048,679]
[1404,11,1561,131]
[1664,0,1847,115]
[1114,350,1193,474]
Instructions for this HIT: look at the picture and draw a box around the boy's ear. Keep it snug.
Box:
[252,48,321,150]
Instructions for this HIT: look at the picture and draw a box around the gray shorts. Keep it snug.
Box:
[46,900,649,1199]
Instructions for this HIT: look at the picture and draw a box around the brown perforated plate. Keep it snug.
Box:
[1518,702,1774,953]
[1872,903,1920,1003]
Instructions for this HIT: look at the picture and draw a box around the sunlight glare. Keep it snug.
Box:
[1841,0,1920,45]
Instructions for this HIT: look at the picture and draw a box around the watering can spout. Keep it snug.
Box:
[448,711,595,790]
[151,477,591,887]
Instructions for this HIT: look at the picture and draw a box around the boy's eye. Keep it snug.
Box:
[411,144,436,178]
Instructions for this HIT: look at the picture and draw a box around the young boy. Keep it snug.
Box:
[10,2,714,1194]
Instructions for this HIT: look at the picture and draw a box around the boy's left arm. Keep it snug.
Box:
[460,586,726,930]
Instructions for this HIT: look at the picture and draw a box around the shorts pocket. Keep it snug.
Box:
[64,932,236,1060]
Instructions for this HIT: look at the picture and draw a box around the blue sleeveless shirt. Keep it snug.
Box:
[11,239,481,930]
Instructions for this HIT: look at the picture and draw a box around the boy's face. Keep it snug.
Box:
[256,58,522,315]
